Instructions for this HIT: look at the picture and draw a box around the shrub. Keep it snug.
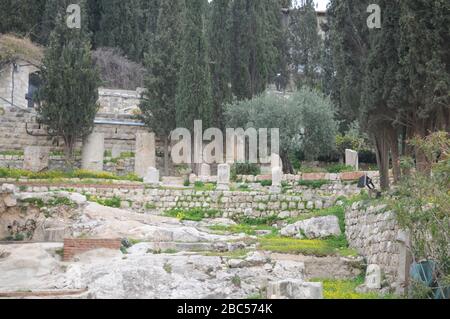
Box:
[164,208,221,222]
[260,180,273,187]
[326,164,354,173]
[231,163,261,181]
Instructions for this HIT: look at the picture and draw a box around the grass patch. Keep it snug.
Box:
[297,179,330,189]
[200,249,250,259]
[0,168,142,182]
[22,197,76,209]
[311,277,396,299]
[258,236,357,257]
[164,208,221,222]
[325,164,355,173]
[0,150,24,156]
[194,182,216,191]
[86,195,121,208]
[209,224,277,236]
[234,215,279,226]
[259,180,272,187]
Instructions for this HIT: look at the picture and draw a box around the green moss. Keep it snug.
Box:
[194,182,216,191]
[200,249,250,259]
[0,150,24,156]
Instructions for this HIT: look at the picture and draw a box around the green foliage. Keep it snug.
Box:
[260,180,273,187]
[176,0,212,129]
[288,1,323,89]
[297,180,330,189]
[140,0,183,171]
[37,0,100,166]
[230,163,261,181]
[258,236,356,257]
[209,224,277,236]
[234,215,279,227]
[0,150,24,156]
[390,134,449,275]
[325,164,354,174]
[194,182,216,191]
[0,168,142,182]
[164,208,221,222]
[225,89,337,165]
[311,277,396,299]
[86,195,122,208]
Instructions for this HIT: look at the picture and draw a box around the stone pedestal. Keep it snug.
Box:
[200,163,211,178]
[365,264,382,289]
[270,166,282,194]
[143,167,160,185]
[217,164,230,191]
[271,153,283,171]
[81,133,105,172]
[345,149,359,170]
[135,133,156,178]
[396,230,412,295]
[23,146,49,172]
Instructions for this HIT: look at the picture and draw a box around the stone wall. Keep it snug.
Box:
[7,181,362,218]
[345,202,400,283]
[97,88,143,114]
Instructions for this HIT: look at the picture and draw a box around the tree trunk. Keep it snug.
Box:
[63,136,75,171]
[281,150,294,174]
[388,127,401,183]
[373,127,390,191]
[163,135,170,176]
[414,118,432,175]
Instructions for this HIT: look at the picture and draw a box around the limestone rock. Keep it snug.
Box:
[267,280,323,299]
[280,215,341,239]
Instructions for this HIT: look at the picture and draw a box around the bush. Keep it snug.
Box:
[231,163,261,181]
[326,164,354,173]
[260,180,272,187]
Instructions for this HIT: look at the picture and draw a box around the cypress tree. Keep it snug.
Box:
[96,0,147,62]
[37,0,100,167]
[288,0,322,89]
[176,0,212,130]
[208,0,232,129]
[140,0,183,176]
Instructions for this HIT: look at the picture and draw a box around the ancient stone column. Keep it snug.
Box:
[270,166,283,194]
[135,132,156,178]
[217,164,230,191]
[345,149,359,170]
[23,146,49,172]
[200,163,211,180]
[271,153,283,171]
[396,230,413,295]
[143,167,160,186]
[82,133,105,172]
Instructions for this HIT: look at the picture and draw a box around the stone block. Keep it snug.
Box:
[23,146,49,172]
[144,167,160,185]
[135,133,156,178]
[267,280,323,299]
[217,164,230,191]
[345,149,359,170]
[82,133,105,172]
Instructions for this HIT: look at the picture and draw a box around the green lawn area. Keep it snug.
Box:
[257,236,358,257]
[209,224,278,236]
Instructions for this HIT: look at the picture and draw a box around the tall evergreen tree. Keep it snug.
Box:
[229,0,281,100]
[96,0,150,62]
[37,0,100,166]
[176,0,212,129]
[0,0,46,43]
[208,0,232,129]
[289,0,322,89]
[140,0,183,176]
[390,0,450,172]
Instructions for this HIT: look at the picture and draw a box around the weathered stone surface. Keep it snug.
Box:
[365,264,382,289]
[23,146,49,172]
[270,167,282,194]
[200,163,211,178]
[111,145,123,158]
[345,149,359,170]
[143,167,160,185]
[217,164,230,191]
[267,280,323,299]
[82,133,105,172]
[135,133,156,178]
[280,216,341,239]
